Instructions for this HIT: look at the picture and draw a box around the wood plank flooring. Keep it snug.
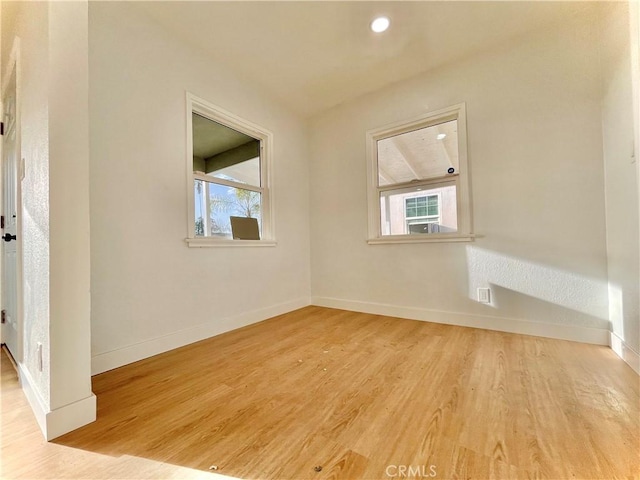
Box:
[2,306,639,479]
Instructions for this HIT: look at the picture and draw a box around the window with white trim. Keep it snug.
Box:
[186,93,274,246]
[367,103,472,243]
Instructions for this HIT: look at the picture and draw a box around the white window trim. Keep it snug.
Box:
[185,92,275,247]
[366,102,474,245]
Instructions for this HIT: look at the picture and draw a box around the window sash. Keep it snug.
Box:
[377,118,459,187]
[366,103,472,242]
[194,179,262,238]
[193,172,264,195]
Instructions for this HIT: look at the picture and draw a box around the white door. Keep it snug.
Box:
[2,65,20,360]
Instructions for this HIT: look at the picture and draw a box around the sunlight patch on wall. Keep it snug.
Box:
[466,246,609,321]
[608,283,624,340]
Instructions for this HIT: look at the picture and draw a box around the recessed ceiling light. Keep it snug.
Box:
[371,16,390,33]
[437,133,447,140]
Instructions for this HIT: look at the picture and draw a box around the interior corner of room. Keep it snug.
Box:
[0,0,639,477]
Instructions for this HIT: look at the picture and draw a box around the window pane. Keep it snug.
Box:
[381,184,457,236]
[427,195,439,216]
[194,180,261,238]
[192,113,261,187]
[209,157,260,187]
[406,194,440,219]
[377,119,458,186]
[194,180,206,236]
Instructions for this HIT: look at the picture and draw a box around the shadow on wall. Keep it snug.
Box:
[486,284,608,330]
[465,245,610,329]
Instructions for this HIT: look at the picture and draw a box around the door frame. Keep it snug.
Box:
[1,37,23,362]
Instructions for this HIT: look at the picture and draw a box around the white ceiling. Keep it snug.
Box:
[133,1,603,119]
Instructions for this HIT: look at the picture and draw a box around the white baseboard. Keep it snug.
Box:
[18,362,48,436]
[610,331,640,375]
[19,363,97,440]
[311,296,610,345]
[91,297,311,375]
[45,393,96,441]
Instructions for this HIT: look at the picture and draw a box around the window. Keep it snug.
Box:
[186,93,274,246]
[405,194,440,231]
[367,103,473,243]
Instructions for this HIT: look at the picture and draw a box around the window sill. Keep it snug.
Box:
[367,233,475,245]
[185,237,277,248]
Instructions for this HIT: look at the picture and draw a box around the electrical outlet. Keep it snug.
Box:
[477,287,491,304]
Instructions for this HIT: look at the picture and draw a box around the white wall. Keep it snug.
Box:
[47,1,95,426]
[309,12,611,344]
[88,3,311,374]
[2,0,52,409]
[1,0,95,439]
[633,0,640,370]
[601,2,640,373]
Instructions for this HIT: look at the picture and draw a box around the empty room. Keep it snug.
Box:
[1,1,639,479]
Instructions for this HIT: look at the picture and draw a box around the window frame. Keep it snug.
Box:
[185,92,275,247]
[366,103,473,244]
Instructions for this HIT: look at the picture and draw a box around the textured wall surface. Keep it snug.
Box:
[309,11,610,333]
[2,1,51,407]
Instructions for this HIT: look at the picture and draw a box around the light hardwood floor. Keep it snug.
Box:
[2,306,639,479]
